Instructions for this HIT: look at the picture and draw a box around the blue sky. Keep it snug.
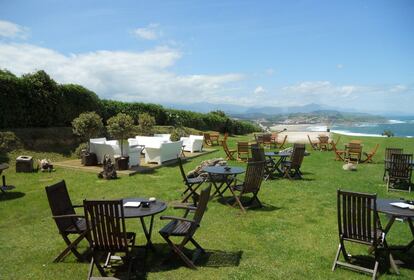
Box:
[0,0,413,114]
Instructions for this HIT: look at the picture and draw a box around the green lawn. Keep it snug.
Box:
[1,134,413,280]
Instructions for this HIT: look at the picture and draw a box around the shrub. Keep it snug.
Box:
[0,131,22,152]
[73,142,88,159]
[138,113,156,136]
[106,113,135,156]
[72,112,104,152]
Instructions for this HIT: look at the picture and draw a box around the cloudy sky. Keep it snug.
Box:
[0,0,413,114]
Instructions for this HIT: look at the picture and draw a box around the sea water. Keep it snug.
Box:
[308,117,414,137]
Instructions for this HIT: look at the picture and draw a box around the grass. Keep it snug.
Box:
[0,134,414,279]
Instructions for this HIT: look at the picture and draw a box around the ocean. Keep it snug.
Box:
[307,116,414,138]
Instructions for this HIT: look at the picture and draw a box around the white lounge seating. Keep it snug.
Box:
[144,140,183,165]
[89,138,143,167]
[180,135,204,153]
[153,134,171,141]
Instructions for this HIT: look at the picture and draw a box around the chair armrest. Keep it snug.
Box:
[173,205,197,211]
[72,204,83,208]
[52,214,84,220]
[160,216,197,224]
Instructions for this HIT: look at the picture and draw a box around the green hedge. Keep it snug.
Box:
[0,69,260,134]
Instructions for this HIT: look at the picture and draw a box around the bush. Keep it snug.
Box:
[138,113,156,136]
[0,131,22,152]
[106,113,135,156]
[72,112,104,152]
[73,142,88,159]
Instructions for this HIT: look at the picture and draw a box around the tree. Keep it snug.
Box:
[106,113,134,156]
[72,112,104,152]
[138,112,156,136]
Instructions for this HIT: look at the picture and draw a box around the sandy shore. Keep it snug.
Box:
[270,124,327,132]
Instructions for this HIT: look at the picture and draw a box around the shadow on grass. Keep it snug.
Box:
[0,191,25,201]
[216,196,282,212]
[101,243,243,279]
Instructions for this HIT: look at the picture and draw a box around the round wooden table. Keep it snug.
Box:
[376,199,414,274]
[122,198,167,252]
[202,166,245,199]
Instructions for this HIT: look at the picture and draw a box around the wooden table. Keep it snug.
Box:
[376,199,414,274]
[264,150,310,179]
[122,198,167,252]
[202,166,245,199]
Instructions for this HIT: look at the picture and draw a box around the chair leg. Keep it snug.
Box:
[54,233,86,262]
[229,188,246,213]
[160,233,197,269]
[189,238,205,254]
[372,260,379,280]
[332,243,341,271]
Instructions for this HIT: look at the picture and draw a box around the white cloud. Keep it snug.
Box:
[132,23,160,40]
[0,20,29,39]
[0,43,244,104]
[254,86,266,95]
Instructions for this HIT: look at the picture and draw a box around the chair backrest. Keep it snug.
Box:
[251,145,265,162]
[347,142,362,154]
[222,140,234,159]
[254,134,263,144]
[337,190,378,245]
[203,133,211,142]
[385,148,403,169]
[177,157,189,184]
[262,134,272,143]
[389,153,413,180]
[238,142,249,153]
[45,180,76,233]
[222,132,228,143]
[290,144,306,168]
[189,186,211,234]
[83,199,129,253]
[318,135,329,144]
[242,161,265,193]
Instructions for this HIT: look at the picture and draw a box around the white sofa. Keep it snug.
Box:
[153,134,171,141]
[144,140,183,165]
[134,136,167,148]
[89,138,143,167]
[180,135,204,153]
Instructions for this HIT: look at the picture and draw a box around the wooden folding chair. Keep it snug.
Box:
[331,142,346,161]
[318,135,330,151]
[386,153,412,193]
[203,133,213,146]
[307,135,319,151]
[275,135,287,149]
[237,141,250,162]
[332,190,397,279]
[178,157,205,204]
[281,144,305,179]
[228,161,265,213]
[361,144,380,163]
[45,180,89,263]
[262,133,273,148]
[219,132,229,146]
[251,145,273,180]
[383,148,403,181]
[159,186,211,269]
[84,199,136,279]
[222,140,236,160]
[346,142,362,163]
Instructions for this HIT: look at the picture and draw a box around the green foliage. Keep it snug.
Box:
[170,127,187,141]
[106,113,134,156]
[0,131,22,152]
[0,69,101,128]
[72,112,104,152]
[0,68,260,135]
[138,112,156,136]
[73,142,88,159]
[382,130,394,137]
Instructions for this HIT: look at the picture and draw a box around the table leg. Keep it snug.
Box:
[140,215,155,252]
[209,173,226,199]
[404,218,414,252]
[217,175,235,197]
